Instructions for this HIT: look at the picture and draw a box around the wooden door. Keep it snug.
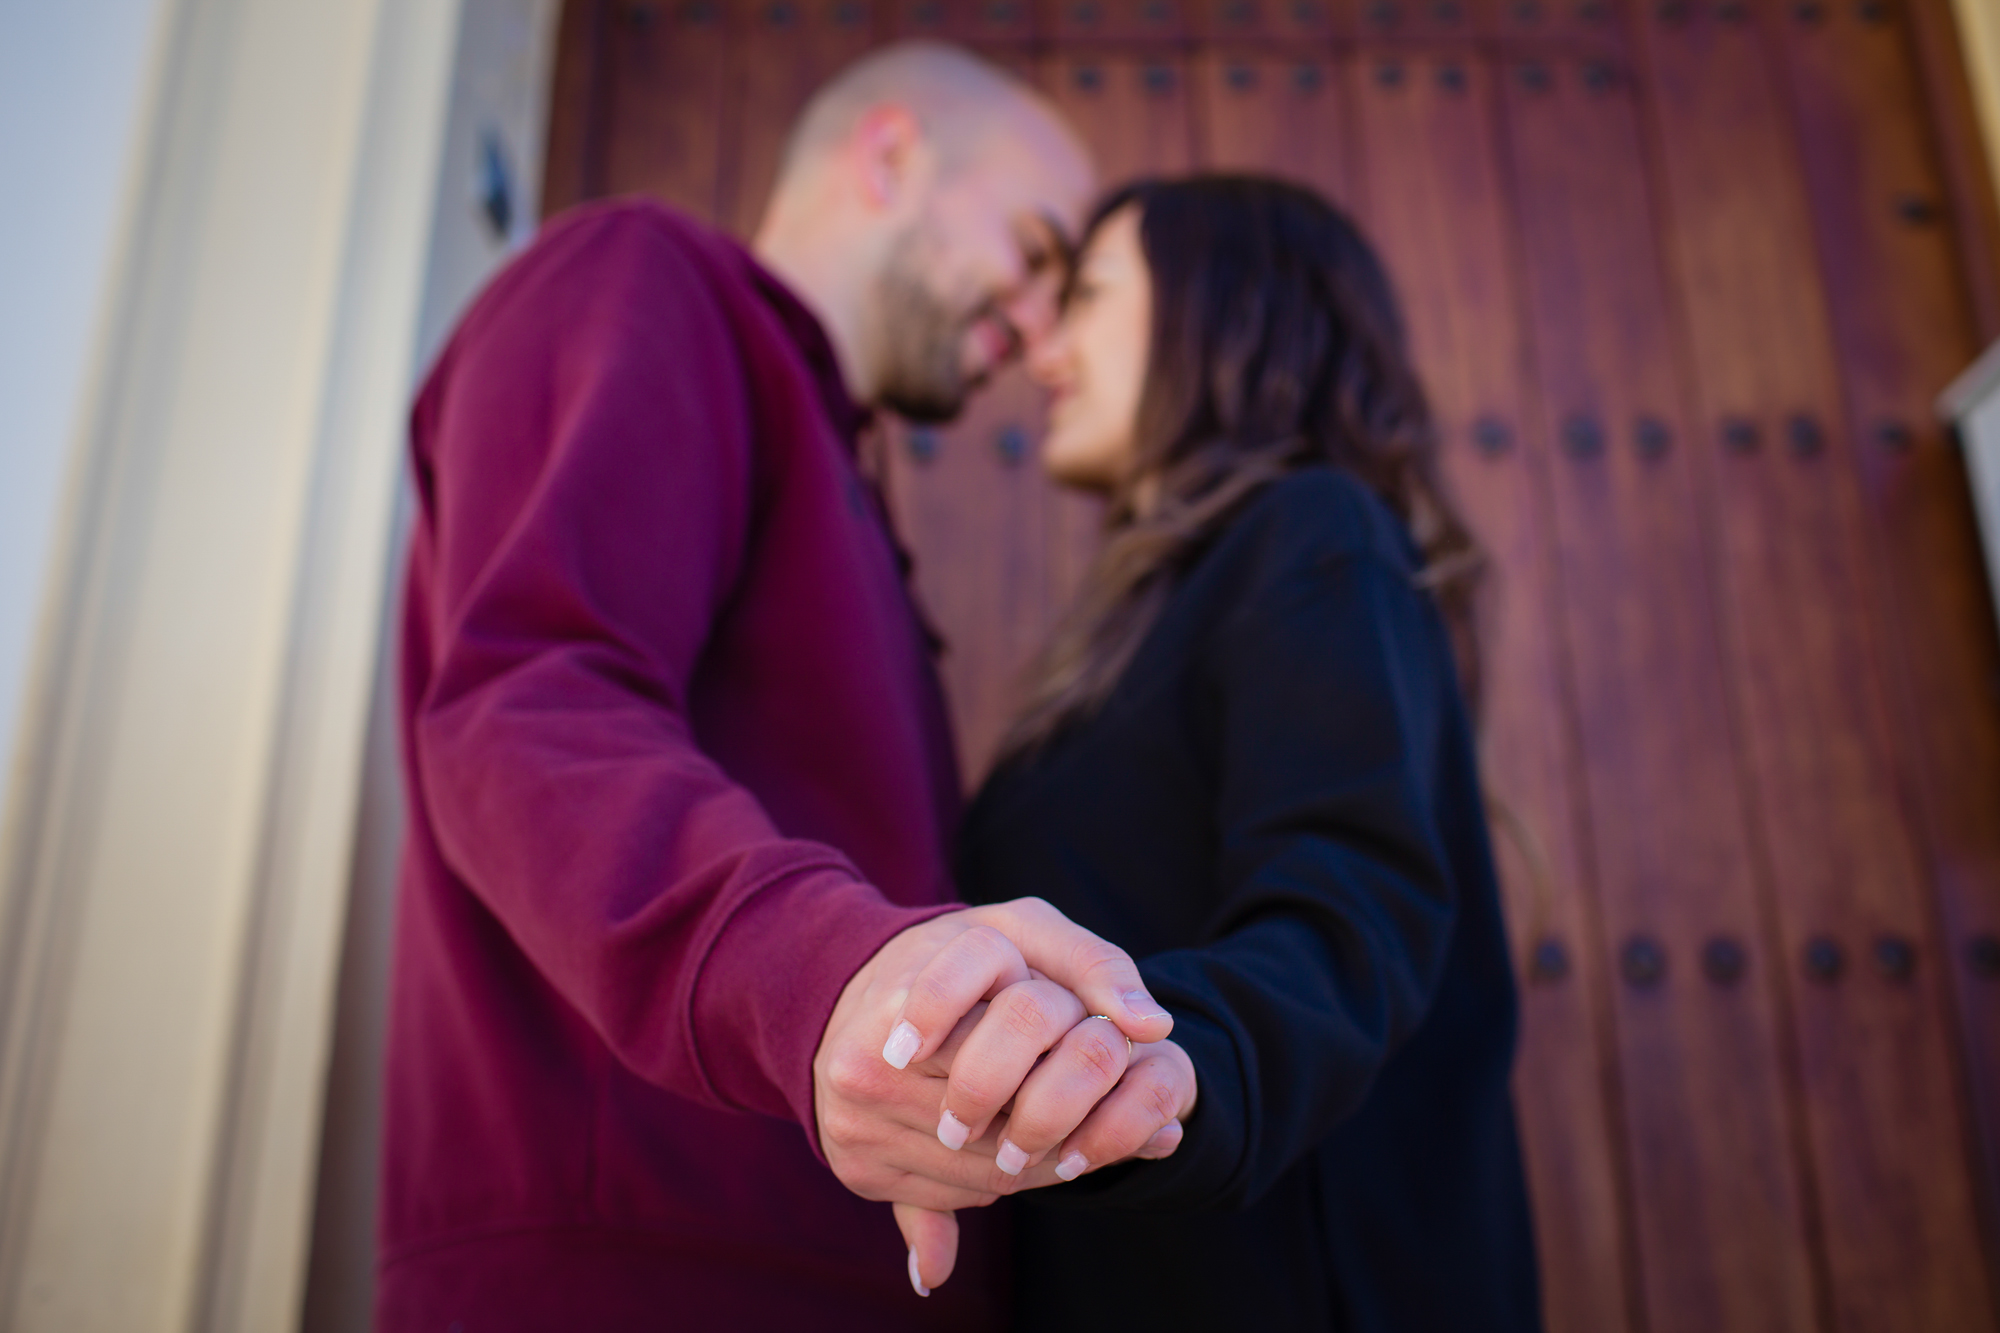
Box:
[540,4,2000,1328]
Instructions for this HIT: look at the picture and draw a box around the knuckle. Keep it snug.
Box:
[824,1047,870,1099]
[1142,1076,1181,1124]
[996,990,1055,1044]
[1074,937,1132,978]
[951,1070,1002,1110]
[1071,1030,1126,1084]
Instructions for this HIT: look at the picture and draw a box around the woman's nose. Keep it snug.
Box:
[1024,323,1069,385]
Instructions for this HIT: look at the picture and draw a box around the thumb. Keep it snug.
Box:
[974,898,1174,1045]
[893,1203,960,1296]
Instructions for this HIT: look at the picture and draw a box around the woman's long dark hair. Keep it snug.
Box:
[996,175,1484,762]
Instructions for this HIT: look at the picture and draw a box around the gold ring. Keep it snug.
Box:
[1086,1015,1132,1052]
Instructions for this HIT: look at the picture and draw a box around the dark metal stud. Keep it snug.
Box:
[765,1,799,25]
[910,0,944,22]
[1070,0,1103,22]
[1723,416,1762,454]
[1716,0,1749,19]
[1530,937,1571,983]
[1517,62,1553,91]
[1875,420,1915,452]
[1367,0,1402,25]
[1073,64,1105,90]
[1794,0,1826,20]
[1636,415,1673,459]
[681,0,720,22]
[1896,195,1943,225]
[1473,416,1513,456]
[1226,64,1258,91]
[625,1,661,27]
[1513,0,1543,20]
[1874,935,1917,983]
[1439,64,1469,93]
[1224,0,1256,23]
[1656,0,1689,22]
[1577,0,1609,21]
[1376,62,1407,88]
[1142,0,1172,22]
[1702,936,1748,986]
[1970,934,2000,979]
[1143,64,1177,94]
[983,0,1022,21]
[1432,0,1464,22]
[907,428,940,464]
[1583,61,1618,93]
[1562,414,1605,459]
[1294,64,1325,93]
[1787,413,1825,458]
[1857,0,1889,22]
[1804,935,1845,983]
[996,424,1029,466]
[833,0,866,22]
[1292,0,1323,21]
[1622,936,1668,988]
[477,128,515,243]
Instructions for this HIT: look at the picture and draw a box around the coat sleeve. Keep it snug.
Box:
[405,209,947,1141]
[1048,540,1465,1212]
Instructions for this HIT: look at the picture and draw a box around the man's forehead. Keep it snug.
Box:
[968,122,1095,229]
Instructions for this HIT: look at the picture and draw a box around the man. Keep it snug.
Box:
[380,42,1179,1330]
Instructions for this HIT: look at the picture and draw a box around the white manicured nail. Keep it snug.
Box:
[995,1139,1029,1175]
[937,1109,970,1151]
[908,1246,928,1297]
[882,1021,921,1070]
[1055,1151,1088,1181]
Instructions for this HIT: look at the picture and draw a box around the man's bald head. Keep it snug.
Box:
[776,41,1065,186]
[754,41,1095,422]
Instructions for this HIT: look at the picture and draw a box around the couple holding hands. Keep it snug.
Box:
[379,38,1540,1333]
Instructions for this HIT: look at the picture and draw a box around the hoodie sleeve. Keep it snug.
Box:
[404,208,949,1140]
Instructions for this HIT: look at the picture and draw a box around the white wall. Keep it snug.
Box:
[301,5,557,1329]
[0,0,468,1326]
[0,0,173,846]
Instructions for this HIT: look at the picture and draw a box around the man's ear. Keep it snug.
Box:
[850,104,926,213]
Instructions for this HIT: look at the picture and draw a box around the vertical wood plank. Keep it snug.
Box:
[1193,50,1353,205]
[1638,3,1998,1326]
[718,0,881,238]
[594,0,730,220]
[1498,53,1824,1333]
[541,0,611,218]
[1772,0,2000,1281]
[1355,50,1637,1333]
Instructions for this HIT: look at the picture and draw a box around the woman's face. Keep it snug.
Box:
[1028,205,1152,492]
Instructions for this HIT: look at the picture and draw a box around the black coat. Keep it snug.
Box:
[958,467,1544,1332]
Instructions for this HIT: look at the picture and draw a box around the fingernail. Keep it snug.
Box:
[995,1139,1029,1176]
[1055,1151,1088,1181]
[882,1021,921,1070]
[908,1246,929,1297]
[1119,988,1171,1023]
[937,1108,970,1151]
[1138,1119,1185,1158]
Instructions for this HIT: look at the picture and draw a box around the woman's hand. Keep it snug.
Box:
[895,1001,1199,1295]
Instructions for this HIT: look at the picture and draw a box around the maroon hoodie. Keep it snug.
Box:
[379,200,1006,1329]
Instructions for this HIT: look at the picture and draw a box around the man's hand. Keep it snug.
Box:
[812,899,1175,1283]
[808,896,1184,1288]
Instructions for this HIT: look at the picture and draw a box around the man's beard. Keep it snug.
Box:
[872,230,984,425]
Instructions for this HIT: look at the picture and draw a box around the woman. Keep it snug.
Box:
[955,177,1541,1329]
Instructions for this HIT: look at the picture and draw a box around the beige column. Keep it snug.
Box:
[0,0,463,1329]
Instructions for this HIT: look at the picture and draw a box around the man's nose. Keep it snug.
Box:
[1000,273,1063,345]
